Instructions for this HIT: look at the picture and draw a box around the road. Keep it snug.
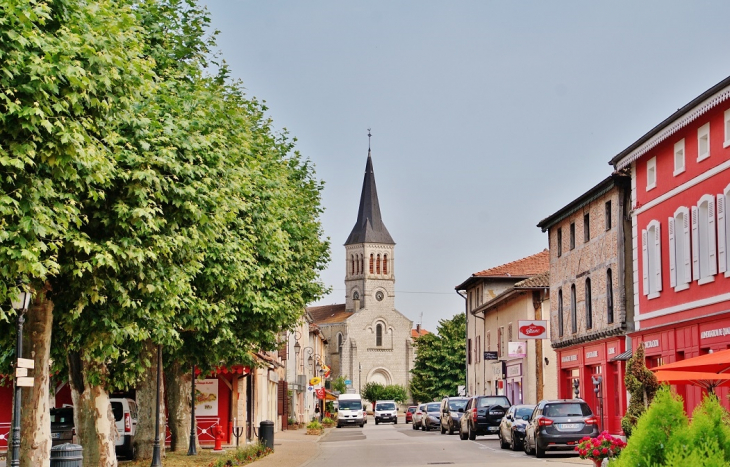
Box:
[307,417,593,467]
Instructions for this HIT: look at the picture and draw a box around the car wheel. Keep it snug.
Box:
[448,421,454,435]
[360,423,364,428]
[536,442,546,459]
[459,425,467,440]
[468,424,476,441]
[524,434,534,455]
[499,430,508,449]
[412,421,418,430]
[375,420,379,425]
[440,423,446,434]
[510,431,519,451]
[394,419,398,424]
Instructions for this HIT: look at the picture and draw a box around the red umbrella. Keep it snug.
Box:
[653,349,730,374]
[653,370,730,392]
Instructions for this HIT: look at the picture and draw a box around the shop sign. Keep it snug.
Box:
[507,364,522,378]
[701,326,730,340]
[644,339,660,349]
[585,351,598,359]
[484,351,499,360]
[561,354,578,363]
[195,379,219,416]
[508,342,527,358]
[608,347,616,355]
[518,320,548,339]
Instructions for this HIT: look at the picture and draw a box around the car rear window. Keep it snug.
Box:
[376,402,396,410]
[477,397,510,408]
[407,407,416,413]
[51,408,73,425]
[111,402,124,421]
[515,406,534,418]
[449,399,468,410]
[544,403,592,417]
[426,403,440,412]
[339,400,362,411]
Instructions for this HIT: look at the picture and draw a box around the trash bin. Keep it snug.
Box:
[259,420,274,451]
[50,443,83,467]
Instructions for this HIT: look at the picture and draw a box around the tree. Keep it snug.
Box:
[621,344,659,437]
[331,375,348,394]
[410,313,466,402]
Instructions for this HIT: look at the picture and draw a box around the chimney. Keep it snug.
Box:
[416,324,421,334]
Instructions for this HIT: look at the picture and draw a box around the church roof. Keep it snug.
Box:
[345,151,395,245]
[454,249,550,290]
[307,303,349,325]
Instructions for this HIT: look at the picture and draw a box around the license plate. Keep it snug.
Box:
[347,420,355,423]
[488,426,498,432]
[560,423,579,429]
[52,433,61,439]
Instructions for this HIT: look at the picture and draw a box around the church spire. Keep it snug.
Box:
[345,133,395,245]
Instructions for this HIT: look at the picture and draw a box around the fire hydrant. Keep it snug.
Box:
[213,424,225,451]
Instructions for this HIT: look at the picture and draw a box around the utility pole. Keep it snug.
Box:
[358,362,362,393]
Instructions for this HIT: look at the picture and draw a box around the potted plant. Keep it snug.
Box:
[321,417,335,428]
[306,420,323,435]
[575,431,627,466]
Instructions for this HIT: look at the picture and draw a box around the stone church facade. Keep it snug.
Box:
[309,147,417,397]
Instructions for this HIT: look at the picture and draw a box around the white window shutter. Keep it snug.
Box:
[709,198,717,275]
[692,206,700,280]
[668,217,676,288]
[683,211,692,283]
[655,223,662,291]
[719,195,727,274]
[642,229,649,295]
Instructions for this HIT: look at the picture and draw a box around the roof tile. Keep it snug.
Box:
[472,249,549,278]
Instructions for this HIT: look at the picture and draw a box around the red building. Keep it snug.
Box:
[610,76,730,414]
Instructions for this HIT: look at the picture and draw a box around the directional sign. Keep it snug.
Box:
[17,358,34,369]
[15,368,28,377]
[345,379,352,386]
[16,377,34,387]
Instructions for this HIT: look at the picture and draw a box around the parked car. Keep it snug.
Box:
[374,400,398,425]
[110,397,138,459]
[458,395,511,440]
[50,407,76,446]
[498,404,535,450]
[439,396,469,435]
[523,399,599,458]
[412,403,427,430]
[405,405,417,424]
[421,402,441,431]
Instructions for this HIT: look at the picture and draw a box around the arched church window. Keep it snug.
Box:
[376,254,381,274]
[376,323,383,347]
[360,255,364,274]
[337,333,343,349]
[369,254,374,274]
[353,291,359,300]
[383,254,388,274]
[356,254,360,274]
[351,255,354,275]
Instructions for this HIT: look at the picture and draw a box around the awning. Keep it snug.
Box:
[610,349,632,362]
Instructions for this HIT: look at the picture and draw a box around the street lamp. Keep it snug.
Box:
[151,344,162,467]
[188,364,197,456]
[10,289,32,467]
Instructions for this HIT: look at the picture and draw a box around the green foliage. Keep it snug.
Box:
[621,344,659,437]
[361,382,408,404]
[663,393,730,466]
[613,386,688,467]
[306,420,322,430]
[321,417,334,426]
[331,375,347,394]
[410,313,466,402]
[208,442,272,467]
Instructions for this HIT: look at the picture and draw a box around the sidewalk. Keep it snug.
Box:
[251,427,322,467]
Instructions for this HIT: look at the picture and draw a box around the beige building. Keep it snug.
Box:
[309,148,416,398]
[456,250,557,403]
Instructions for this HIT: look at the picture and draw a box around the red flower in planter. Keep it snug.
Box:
[575,431,626,462]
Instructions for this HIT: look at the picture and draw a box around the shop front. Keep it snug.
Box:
[557,337,626,435]
[633,312,730,414]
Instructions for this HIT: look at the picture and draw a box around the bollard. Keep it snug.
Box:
[50,443,83,467]
[258,420,274,451]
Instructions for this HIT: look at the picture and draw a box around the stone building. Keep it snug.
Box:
[537,174,633,435]
[309,148,417,398]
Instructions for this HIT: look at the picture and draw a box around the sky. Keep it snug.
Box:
[201,1,730,334]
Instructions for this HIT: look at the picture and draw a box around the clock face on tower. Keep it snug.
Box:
[375,291,384,301]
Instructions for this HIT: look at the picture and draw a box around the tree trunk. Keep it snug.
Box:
[134,340,166,460]
[165,361,198,452]
[20,288,53,467]
[68,352,118,467]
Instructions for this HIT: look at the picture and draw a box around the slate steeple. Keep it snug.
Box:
[345,147,395,245]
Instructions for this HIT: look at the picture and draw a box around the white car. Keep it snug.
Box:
[110,397,138,459]
[374,400,398,425]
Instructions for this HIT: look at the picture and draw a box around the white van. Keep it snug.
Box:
[337,393,365,428]
[110,397,138,459]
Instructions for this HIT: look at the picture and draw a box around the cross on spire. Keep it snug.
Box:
[367,128,372,151]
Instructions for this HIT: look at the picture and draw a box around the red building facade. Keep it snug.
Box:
[611,76,730,414]
[538,175,633,435]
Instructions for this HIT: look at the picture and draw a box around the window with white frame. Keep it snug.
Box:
[720,185,729,276]
[698,123,710,161]
[647,156,657,191]
[692,195,718,284]
[642,220,662,298]
[669,207,692,291]
[724,109,730,148]
[674,139,685,175]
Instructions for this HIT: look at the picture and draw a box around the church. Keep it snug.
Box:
[308,144,424,397]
